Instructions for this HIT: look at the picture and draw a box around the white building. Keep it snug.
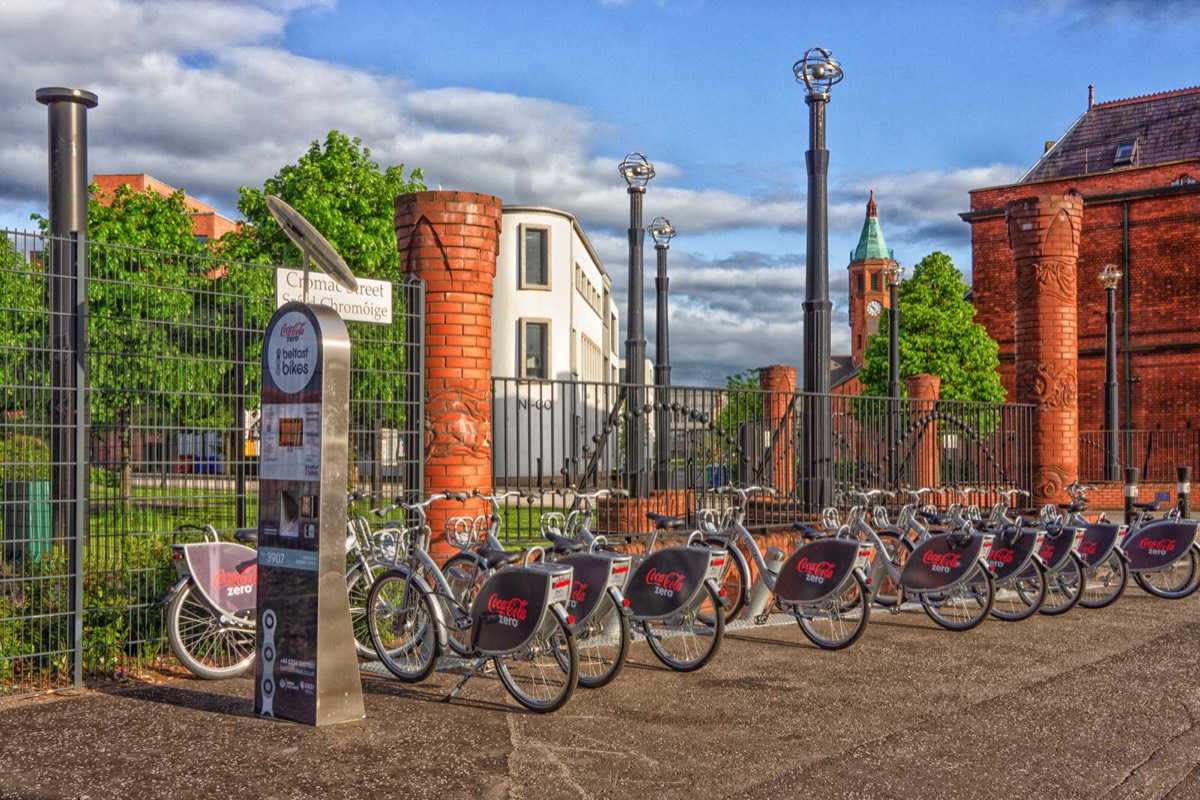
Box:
[492,206,623,484]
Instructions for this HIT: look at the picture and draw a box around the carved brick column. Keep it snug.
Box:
[1005,194,1082,507]
[759,364,797,495]
[906,374,941,492]
[395,191,502,564]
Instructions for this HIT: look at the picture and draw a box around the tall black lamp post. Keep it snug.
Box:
[1100,263,1122,481]
[884,262,903,486]
[620,152,655,497]
[794,47,843,511]
[649,216,676,490]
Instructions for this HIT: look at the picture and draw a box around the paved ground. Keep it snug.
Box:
[2,588,1198,800]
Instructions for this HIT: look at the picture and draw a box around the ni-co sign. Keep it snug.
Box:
[275,267,393,324]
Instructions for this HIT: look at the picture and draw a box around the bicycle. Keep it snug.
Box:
[165,495,383,679]
[366,492,579,713]
[695,485,875,650]
[1120,500,1200,600]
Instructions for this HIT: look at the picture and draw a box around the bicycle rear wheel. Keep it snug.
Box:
[1132,543,1200,599]
[795,573,871,650]
[642,582,725,672]
[167,581,255,679]
[991,561,1047,621]
[1039,553,1085,615]
[494,615,578,713]
[921,569,995,631]
[1079,552,1128,609]
[575,596,630,689]
[366,571,440,683]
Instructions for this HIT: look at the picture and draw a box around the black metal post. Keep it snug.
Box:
[1178,466,1192,518]
[653,240,671,490]
[802,90,833,511]
[38,87,97,543]
[625,184,647,497]
[1124,466,1139,526]
[886,272,901,486]
[1104,281,1120,481]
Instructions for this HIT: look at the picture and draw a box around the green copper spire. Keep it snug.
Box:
[852,191,891,261]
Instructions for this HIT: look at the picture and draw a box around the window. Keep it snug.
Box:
[520,226,550,288]
[870,273,879,291]
[856,273,864,294]
[521,319,550,379]
[1172,174,1197,187]
[1114,140,1138,167]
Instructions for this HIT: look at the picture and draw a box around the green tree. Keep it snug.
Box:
[217,131,426,431]
[0,237,45,415]
[860,251,1005,403]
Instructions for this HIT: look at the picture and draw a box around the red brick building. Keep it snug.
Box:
[93,174,240,242]
[963,87,1200,476]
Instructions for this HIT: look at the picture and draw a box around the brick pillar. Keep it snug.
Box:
[906,374,941,491]
[395,191,502,564]
[1005,194,1082,507]
[759,364,797,495]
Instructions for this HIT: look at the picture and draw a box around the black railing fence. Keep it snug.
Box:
[492,377,1033,541]
[0,231,423,698]
[1079,429,1200,483]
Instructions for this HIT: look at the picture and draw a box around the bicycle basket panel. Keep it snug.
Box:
[986,529,1040,581]
[1037,528,1078,571]
[1124,520,1199,572]
[624,545,711,620]
[774,538,859,604]
[1076,523,1124,567]
[558,552,628,623]
[900,533,985,592]
[470,564,571,655]
[184,542,258,616]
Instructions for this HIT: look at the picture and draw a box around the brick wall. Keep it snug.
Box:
[966,163,1200,437]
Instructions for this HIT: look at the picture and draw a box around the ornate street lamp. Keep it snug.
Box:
[620,152,655,497]
[793,47,843,510]
[1100,264,1123,481]
[883,263,904,487]
[649,216,676,490]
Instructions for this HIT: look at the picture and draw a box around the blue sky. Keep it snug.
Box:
[2,0,1199,384]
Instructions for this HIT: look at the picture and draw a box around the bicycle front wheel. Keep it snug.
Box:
[1079,552,1128,609]
[167,581,255,679]
[575,595,630,689]
[367,571,440,683]
[494,615,578,713]
[991,561,1047,621]
[921,569,995,631]
[1133,544,1200,599]
[796,573,871,650]
[1040,553,1085,615]
[642,582,725,672]
[347,558,387,660]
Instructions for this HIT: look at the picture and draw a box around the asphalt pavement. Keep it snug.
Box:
[2,588,1198,800]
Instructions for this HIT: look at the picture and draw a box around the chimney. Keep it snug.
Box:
[1088,84,1095,109]
[1045,141,1056,153]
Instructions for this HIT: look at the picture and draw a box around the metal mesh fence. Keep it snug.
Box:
[1,231,422,697]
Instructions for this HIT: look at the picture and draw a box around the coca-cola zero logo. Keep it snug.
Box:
[486,593,530,627]
[923,550,962,574]
[213,565,256,597]
[1140,538,1177,555]
[795,557,836,580]
[1078,540,1098,556]
[279,321,307,339]
[570,581,589,604]
[987,548,1015,566]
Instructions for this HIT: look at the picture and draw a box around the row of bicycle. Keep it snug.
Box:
[161,483,1200,714]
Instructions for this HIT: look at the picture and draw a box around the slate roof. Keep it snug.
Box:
[852,191,893,261]
[1021,86,1200,183]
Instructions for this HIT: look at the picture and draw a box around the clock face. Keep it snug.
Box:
[866,300,884,318]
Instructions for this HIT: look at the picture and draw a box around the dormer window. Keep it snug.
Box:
[1171,174,1197,187]
[1113,140,1138,167]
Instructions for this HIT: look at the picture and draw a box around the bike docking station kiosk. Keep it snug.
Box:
[253,196,365,725]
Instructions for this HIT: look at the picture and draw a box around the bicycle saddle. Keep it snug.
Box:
[544,530,587,555]
[646,512,685,530]
[1133,501,1160,511]
[918,510,954,527]
[477,547,523,569]
[234,528,259,545]
[791,522,825,539]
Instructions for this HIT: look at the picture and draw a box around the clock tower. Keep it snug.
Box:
[848,191,896,365]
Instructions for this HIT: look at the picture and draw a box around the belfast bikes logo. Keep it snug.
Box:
[644,567,685,598]
[922,551,962,574]
[269,312,318,394]
[487,593,530,628]
[795,557,836,584]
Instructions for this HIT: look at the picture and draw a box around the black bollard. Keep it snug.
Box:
[1178,466,1192,519]
[1124,467,1140,525]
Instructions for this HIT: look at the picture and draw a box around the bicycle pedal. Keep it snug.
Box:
[753,614,770,625]
[453,617,473,630]
[888,605,903,615]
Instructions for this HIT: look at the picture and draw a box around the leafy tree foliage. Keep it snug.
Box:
[217,131,426,428]
[860,251,1005,403]
[0,236,44,414]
